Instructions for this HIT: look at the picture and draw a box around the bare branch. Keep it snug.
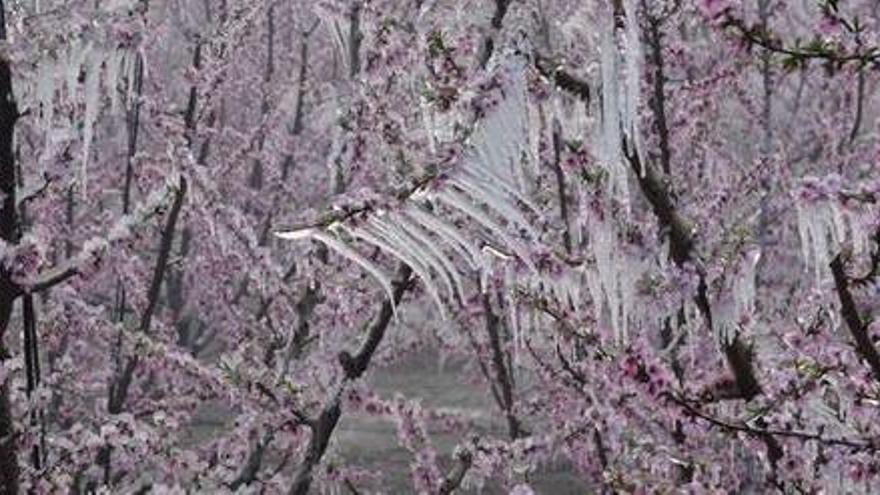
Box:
[721,15,880,68]
[15,172,51,210]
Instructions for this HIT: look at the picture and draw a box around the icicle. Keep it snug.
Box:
[81,48,102,195]
[307,230,398,316]
[361,217,448,320]
[795,198,851,284]
[378,213,456,312]
[829,201,847,247]
[796,201,826,283]
[622,0,644,162]
[275,228,316,241]
[472,125,508,186]
[395,212,466,304]
[587,214,633,343]
[404,206,482,271]
[491,78,528,193]
[734,248,760,324]
[124,52,135,105]
[106,49,125,115]
[847,208,871,259]
[460,166,540,213]
[314,6,348,74]
[585,265,604,332]
[65,39,85,100]
[124,49,148,109]
[795,202,812,271]
[35,58,56,130]
[421,99,437,153]
[344,221,415,271]
[434,188,537,273]
[505,263,520,367]
[528,101,544,179]
[447,174,538,239]
[461,157,537,213]
[470,129,513,188]
[599,14,630,212]
[471,67,531,193]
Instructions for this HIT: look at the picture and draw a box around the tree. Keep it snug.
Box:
[0,0,876,493]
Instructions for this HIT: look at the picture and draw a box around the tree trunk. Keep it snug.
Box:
[0,0,21,489]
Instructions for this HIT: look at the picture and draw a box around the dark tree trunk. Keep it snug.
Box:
[0,0,21,490]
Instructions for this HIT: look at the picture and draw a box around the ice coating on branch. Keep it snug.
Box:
[421,99,458,151]
[278,58,537,316]
[795,189,871,285]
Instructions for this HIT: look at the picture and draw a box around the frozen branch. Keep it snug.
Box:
[535,54,591,103]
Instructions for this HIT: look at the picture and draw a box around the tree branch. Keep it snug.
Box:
[644,9,672,174]
[535,54,591,103]
[228,430,273,490]
[289,265,413,495]
[478,0,511,67]
[830,253,880,383]
[438,448,473,495]
[139,178,187,336]
[669,393,879,452]
[109,177,188,414]
[720,14,880,68]
[550,120,573,254]
[624,142,761,400]
[482,293,526,440]
[338,265,414,380]
[28,177,184,295]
